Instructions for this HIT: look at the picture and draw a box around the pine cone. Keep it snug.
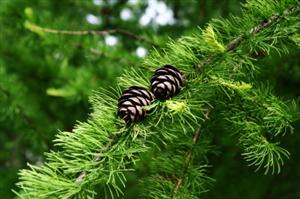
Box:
[150,64,184,100]
[118,86,153,123]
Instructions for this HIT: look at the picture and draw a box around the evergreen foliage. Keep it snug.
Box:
[1,0,299,198]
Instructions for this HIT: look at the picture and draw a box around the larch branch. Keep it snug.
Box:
[26,22,159,47]
[172,110,210,199]
[197,3,300,70]
[173,3,300,198]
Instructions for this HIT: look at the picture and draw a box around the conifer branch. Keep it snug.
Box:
[172,110,210,198]
[15,1,300,198]
[172,4,299,195]
[197,3,300,70]
[24,21,159,47]
[75,140,112,183]
[227,3,300,50]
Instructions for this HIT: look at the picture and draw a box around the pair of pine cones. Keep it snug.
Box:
[118,65,184,123]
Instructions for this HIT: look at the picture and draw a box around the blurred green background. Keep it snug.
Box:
[0,0,299,198]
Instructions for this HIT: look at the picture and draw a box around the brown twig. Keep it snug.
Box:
[26,22,159,47]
